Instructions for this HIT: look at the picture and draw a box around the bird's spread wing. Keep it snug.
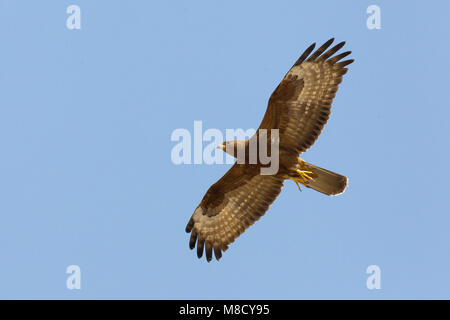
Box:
[185,164,284,261]
[258,38,354,155]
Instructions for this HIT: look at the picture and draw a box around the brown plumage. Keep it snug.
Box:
[185,38,354,261]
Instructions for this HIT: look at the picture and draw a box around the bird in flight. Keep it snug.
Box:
[185,38,354,262]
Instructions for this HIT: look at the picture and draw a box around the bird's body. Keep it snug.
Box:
[185,38,354,261]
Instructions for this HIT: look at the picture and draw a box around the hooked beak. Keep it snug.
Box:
[217,143,225,151]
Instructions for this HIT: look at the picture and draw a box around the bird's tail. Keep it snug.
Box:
[301,160,348,196]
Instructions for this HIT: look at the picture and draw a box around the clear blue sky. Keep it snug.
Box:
[1,1,449,299]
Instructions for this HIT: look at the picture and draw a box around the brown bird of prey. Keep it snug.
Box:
[185,38,354,262]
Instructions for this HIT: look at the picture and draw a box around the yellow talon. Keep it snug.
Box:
[296,169,313,182]
[291,178,302,191]
[289,170,314,191]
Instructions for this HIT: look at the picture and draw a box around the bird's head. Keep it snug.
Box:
[217,141,233,152]
[217,140,246,158]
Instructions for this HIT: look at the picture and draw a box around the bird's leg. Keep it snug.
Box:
[289,177,303,191]
[288,158,314,191]
[288,170,314,191]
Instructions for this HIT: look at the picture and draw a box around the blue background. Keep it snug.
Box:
[1,0,449,299]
